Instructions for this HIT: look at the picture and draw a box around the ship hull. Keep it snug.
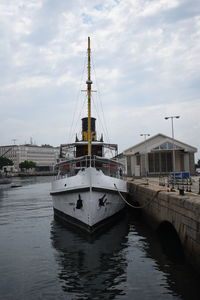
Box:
[51,167,127,233]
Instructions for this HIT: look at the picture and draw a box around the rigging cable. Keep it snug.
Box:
[67,51,87,143]
[114,183,169,209]
[73,94,87,139]
[92,93,107,139]
[91,56,116,157]
[91,57,111,144]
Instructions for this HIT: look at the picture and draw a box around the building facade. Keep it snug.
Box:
[0,145,59,171]
[123,134,197,177]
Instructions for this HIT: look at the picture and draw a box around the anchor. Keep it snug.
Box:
[99,194,107,207]
[76,194,83,209]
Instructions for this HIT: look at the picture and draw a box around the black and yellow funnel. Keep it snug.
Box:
[82,117,96,141]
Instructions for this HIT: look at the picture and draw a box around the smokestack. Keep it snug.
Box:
[82,117,96,141]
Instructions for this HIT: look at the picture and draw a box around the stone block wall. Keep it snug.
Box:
[128,182,200,273]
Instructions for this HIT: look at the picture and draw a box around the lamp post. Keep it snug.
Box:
[12,139,17,145]
[164,116,180,189]
[140,134,150,181]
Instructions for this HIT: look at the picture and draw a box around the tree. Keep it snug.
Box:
[41,144,53,148]
[19,160,37,170]
[0,157,14,169]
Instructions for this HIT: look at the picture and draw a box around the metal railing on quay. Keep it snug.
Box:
[158,174,200,196]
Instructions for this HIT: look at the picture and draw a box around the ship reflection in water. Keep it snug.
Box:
[50,217,129,299]
[51,211,200,300]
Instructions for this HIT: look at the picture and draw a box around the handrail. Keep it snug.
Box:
[55,155,123,168]
[54,155,125,179]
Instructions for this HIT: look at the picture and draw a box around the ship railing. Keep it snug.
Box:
[54,155,125,179]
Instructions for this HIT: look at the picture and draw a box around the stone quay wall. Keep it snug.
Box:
[128,181,200,272]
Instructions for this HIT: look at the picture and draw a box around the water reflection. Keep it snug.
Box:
[1,176,200,300]
[51,216,129,299]
[130,217,200,300]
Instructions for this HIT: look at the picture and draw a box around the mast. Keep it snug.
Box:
[86,37,92,156]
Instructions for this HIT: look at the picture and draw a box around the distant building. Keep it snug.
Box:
[1,165,18,173]
[0,144,59,171]
[123,133,197,177]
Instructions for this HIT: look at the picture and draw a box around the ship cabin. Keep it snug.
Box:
[55,117,124,179]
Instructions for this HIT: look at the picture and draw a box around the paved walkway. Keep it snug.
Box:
[127,175,200,196]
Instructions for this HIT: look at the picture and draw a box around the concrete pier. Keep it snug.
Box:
[127,178,200,273]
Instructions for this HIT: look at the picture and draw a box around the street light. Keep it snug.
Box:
[164,116,180,189]
[12,139,17,145]
[140,134,150,181]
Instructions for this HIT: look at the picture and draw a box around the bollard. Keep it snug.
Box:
[179,188,184,196]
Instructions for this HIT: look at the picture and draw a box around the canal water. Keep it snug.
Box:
[0,177,200,300]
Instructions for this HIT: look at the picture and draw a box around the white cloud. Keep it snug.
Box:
[0,0,199,160]
[140,0,180,17]
[0,76,51,91]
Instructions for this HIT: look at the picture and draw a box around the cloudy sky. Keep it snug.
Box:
[0,0,200,160]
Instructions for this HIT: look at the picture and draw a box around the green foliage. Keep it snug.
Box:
[41,144,53,148]
[19,160,37,170]
[0,157,14,169]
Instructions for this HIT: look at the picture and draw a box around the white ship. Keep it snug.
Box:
[51,37,127,233]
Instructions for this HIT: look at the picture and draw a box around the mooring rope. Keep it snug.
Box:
[114,184,169,209]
